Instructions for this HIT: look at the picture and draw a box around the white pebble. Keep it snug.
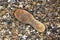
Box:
[27,30,30,34]
[31,30,35,32]
[0,6,3,10]
[36,39,39,40]
[8,0,11,2]
[37,3,40,5]
[19,4,23,8]
[3,15,6,19]
[18,34,22,36]
[36,32,39,33]
[47,0,50,2]
[47,31,51,35]
[37,11,40,14]
[36,16,38,19]
[28,25,31,27]
[52,26,54,28]
[22,35,27,39]
[9,31,11,34]
[32,30,35,32]
[8,0,15,3]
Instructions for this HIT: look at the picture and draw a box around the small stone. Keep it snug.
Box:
[8,0,15,3]
[32,2,37,5]
[36,16,39,19]
[56,23,60,28]
[26,27,29,31]
[47,31,51,35]
[36,32,39,33]
[27,30,30,34]
[19,4,23,8]
[9,31,11,34]
[52,27,57,33]
[31,30,35,32]
[7,20,12,25]
[1,29,6,33]
[0,38,2,40]
[18,34,22,36]
[25,5,31,9]
[8,0,11,2]
[3,15,7,19]
[37,11,40,14]
[22,35,27,39]
[37,3,40,6]
[48,25,52,29]
[58,30,60,35]
[58,17,60,19]
[36,38,39,40]
[27,25,31,27]
[42,0,46,5]
[0,6,3,9]
[7,4,11,8]
[4,37,8,40]
[12,22,16,27]
[19,2,23,4]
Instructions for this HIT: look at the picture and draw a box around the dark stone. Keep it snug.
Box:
[7,20,12,25]
[58,37,60,40]
[51,0,57,4]
[52,27,57,33]
[48,25,52,29]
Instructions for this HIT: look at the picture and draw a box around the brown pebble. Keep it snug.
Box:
[4,37,8,40]
[0,9,7,17]
[14,9,45,32]
[32,2,37,5]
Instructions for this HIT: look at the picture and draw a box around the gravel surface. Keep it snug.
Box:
[0,0,60,40]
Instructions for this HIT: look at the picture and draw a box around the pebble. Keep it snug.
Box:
[37,3,40,6]
[32,2,37,5]
[18,34,22,36]
[6,13,10,17]
[36,16,39,19]
[27,30,30,34]
[0,38,2,40]
[47,31,51,35]
[8,0,15,3]
[27,25,31,27]
[22,35,27,39]
[0,6,3,9]
[32,30,35,32]
[7,4,11,8]
[19,4,23,8]
[25,5,31,9]
[9,31,11,34]
[52,27,57,33]
[12,22,16,27]
[7,20,12,25]
[56,23,60,28]
[42,0,46,5]
[3,15,7,19]
[4,37,8,40]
